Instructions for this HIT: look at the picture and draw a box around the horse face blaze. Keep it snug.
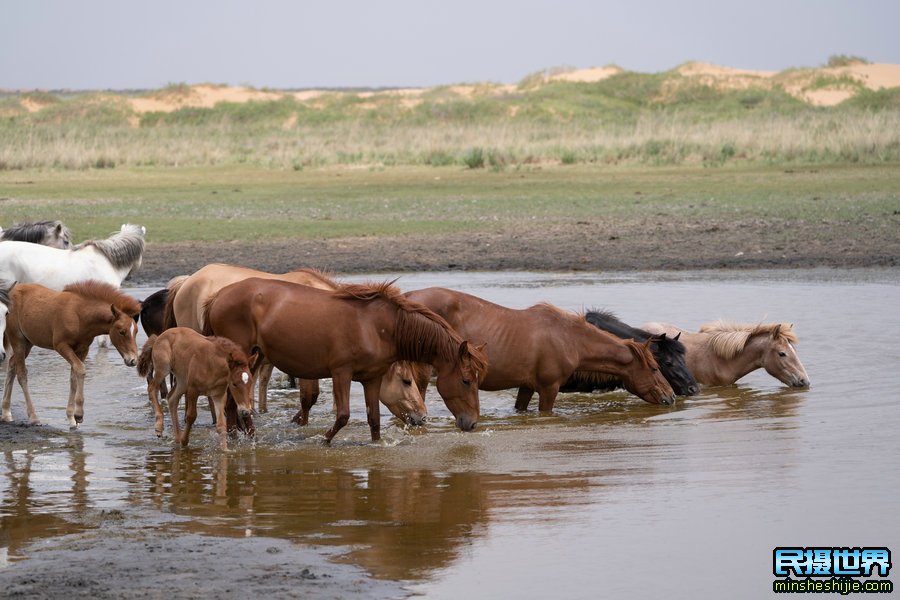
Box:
[110,314,139,366]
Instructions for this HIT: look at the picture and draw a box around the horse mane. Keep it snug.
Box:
[699,320,798,360]
[288,267,339,287]
[75,224,145,271]
[63,280,141,316]
[0,220,71,244]
[334,282,488,374]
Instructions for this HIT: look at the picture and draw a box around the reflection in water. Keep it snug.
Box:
[0,433,90,562]
[135,448,590,579]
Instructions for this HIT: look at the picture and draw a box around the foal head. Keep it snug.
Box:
[217,339,258,421]
[380,361,427,426]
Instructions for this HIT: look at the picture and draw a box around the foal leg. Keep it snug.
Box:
[324,372,352,444]
[515,386,535,412]
[211,393,229,450]
[56,345,87,429]
[148,367,169,436]
[4,345,36,424]
[291,379,320,425]
[181,390,199,448]
[167,380,187,444]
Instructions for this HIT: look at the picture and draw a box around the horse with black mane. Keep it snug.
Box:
[561,309,699,396]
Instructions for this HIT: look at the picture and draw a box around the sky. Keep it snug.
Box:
[1,0,898,90]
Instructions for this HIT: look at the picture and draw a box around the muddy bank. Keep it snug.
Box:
[132,216,899,286]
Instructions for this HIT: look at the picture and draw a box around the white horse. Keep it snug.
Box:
[0,223,145,289]
[0,220,73,249]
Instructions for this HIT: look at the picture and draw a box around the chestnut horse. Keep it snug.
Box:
[641,320,810,387]
[560,309,699,396]
[2,281,140,427]
[137,328,258,448]
[404,288,676,411]
[164,264,426,424]
[201,279,486,442]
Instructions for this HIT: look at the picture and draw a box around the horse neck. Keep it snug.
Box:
[78,246,132,285]
[78,301,118,337]
[696,332,767,384]
[568,323,635,378]
[588,314,647,342]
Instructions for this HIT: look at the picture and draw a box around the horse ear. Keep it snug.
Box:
[673,332,681,341]
[248,350,260,370]
[110,304,121,319]
[772,324,781,339]
[458,340,469,360]
[55,223,63,235]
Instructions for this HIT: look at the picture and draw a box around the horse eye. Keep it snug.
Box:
[402,379,412,386]
[778,351,787,357]
[462,379,471,386]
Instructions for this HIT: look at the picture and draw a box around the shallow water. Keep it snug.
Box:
[1,268,898,598]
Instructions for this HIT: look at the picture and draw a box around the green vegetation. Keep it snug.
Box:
[0,64,898,171]
[0,164,896,244]
[825,54,870,68]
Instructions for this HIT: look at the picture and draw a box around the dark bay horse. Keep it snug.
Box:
[404,288,676,411]
[642,320,810,387]
[137,328,258,448]
[201,279,486,442]
[0,220,72,249]
[2,281,140,427]
[560,310,699,396]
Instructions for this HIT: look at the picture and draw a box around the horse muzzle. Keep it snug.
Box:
[123,356,137,367]
[658,394,677,406]
[455,415,477,431]
[791,377,810,388]
[406,413,427,427]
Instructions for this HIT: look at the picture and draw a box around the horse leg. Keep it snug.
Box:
[167,381,186,444]
[148,369,168,437]
[362,377,383,442]
[324,372,352,444]
[56,345,87,429]
[1,356,17,422]
[256,361,274,413]
[291,379,320,425]
[537,384,561,413]
[211,393,229,450]
[181,390,199,448]
[4,345,36,423]
[515,386,535,412]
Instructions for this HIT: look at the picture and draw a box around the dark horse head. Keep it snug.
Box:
[583,309,699,396]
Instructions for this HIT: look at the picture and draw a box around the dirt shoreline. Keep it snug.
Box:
[130,218,899,287]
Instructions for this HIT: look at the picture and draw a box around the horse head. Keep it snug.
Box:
[649,332,700,396]
[108,304,140,367]
[619,339,677,406]
[761,325,810,388]
[226,349,259,424]
[380,361,427,426]
[434,341,486,431]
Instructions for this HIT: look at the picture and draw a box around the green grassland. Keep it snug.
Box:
[1,163,897,244]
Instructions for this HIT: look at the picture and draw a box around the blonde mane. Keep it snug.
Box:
[699,320,798,360]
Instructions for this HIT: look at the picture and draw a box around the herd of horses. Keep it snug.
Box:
[0,221,811,448]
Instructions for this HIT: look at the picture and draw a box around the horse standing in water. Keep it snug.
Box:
[136,277,187,397]
[0,220,72,249]
[137,328,258,448]
[561,310,699,396]
[164,264,426,425]
[2,281,140,427]
[0,223,144,289]
[202,279,486,442]
[641,320,810,387]
[404,288,676,411]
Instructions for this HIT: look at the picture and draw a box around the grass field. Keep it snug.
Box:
[1,163,897,244]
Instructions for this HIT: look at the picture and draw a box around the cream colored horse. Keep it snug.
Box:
[641,320,809,387]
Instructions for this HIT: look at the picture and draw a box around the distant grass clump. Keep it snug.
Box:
[825,55,870,68]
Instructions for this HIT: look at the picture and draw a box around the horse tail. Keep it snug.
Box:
[137,335,157,379]
[200,292,219,337]
[162,276,186,330]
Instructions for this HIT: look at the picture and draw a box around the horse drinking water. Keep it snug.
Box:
[404,288,676,410]
[201,279,486,442]
[1,281,140,427]
[641,320,810,387]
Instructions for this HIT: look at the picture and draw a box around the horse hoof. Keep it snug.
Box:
[74,414,84,424]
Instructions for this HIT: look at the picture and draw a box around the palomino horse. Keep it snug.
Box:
[641,320,810,387]
[0,223,144,289]
[164,264,426,425]
[137,328,258,448]
[2,281,140,427]
[561,310,699,396]
[201,279,486,442]
[0,220,72,249]
[404,288,676,411]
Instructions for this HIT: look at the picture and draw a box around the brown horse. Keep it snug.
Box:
[2,281,140,428]
[641,320,810,387]
[201,278,486,442]
[404,287,676,411]
[137,328,258,448]
[164,263,426,424]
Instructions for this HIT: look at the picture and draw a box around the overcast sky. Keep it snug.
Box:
[2,0,898,90]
